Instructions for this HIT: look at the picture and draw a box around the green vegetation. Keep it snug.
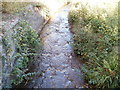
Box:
[2,2,30,13]
[2,1,51,88]
[2,21,42,87]
[69,3,119,88]
[2,2,49,15]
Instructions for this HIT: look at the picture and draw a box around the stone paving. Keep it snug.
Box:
[25,5,84,88]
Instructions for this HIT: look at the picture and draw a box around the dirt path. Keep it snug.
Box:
[25,5,84,88]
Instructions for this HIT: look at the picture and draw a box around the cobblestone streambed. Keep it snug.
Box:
[25,5,84,88]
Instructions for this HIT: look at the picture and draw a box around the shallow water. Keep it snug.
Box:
[24,5,84,88]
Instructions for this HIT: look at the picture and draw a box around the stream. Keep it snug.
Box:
[24,5,84,88]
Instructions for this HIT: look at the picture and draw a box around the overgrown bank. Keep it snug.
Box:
[2,21,42,88]
[2,2,50,88]
[68,2,119,88]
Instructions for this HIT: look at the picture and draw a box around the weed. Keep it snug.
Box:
[69,2,119,88]
[2,20,42,87]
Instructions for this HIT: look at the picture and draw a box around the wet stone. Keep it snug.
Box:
[45,70,55,76]
[56,38,67,46]
[52,75,67,88]
[44,33,61,43]
[62,44,73,53]
[33,78,43,88]
[41,78,54,88]
[25,5,84,88]
[65,80,74,88]
[55,70,65,75]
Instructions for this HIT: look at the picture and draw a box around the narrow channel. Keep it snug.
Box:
[25,5,84,88]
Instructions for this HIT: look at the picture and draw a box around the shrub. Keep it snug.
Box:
[69,3,119,88]
[2,20,42,87]
[11,21,42,85]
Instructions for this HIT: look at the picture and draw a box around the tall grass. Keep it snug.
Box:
[69,1,119,88]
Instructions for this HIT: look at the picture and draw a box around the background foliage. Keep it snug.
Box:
[2,2,30,13]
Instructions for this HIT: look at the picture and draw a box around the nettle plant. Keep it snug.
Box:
[69,3,119,88]
[2,20,42,86]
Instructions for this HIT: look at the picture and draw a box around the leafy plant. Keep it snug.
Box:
[69,3,119,88]
[11,20,42,86]
[2,20,42,87]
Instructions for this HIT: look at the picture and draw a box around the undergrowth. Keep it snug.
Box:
[2,20,42,87]
[69,2,119,88]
